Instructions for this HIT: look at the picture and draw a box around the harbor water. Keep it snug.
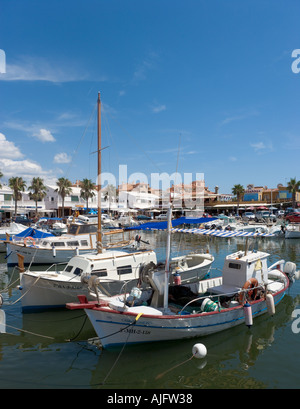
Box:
[0,230,299,390]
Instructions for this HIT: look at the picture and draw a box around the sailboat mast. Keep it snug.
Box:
[97,92,102,253]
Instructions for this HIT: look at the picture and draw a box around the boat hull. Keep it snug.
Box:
[6,242,96,266]
[85,289,286,349]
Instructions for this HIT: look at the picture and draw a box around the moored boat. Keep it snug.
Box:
[67,248,299,349]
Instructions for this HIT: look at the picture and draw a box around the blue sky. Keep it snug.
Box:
[0,0,299,195]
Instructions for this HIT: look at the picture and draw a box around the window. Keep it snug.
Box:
[65,265,73,272]
[4,194,12,201]
[92,269,108,277]
[117,265,132,275]
[80,240,89,246]
[71,195,79,202]
[73,267,83,276]
[67,241,79,247]
[228,263,241,270]
[53,242,65,247]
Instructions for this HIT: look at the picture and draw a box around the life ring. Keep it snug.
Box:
[24,236,36,246]
[239,278,258,304]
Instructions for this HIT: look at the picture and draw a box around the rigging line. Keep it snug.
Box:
[65,102,98,179]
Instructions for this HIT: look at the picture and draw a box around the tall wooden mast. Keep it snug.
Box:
[97,92,102,253]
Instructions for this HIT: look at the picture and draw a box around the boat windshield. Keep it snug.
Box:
[68,224,98,235]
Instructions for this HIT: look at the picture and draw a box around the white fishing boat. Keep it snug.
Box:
[285,223,300,239]
[18,247,158,311]
[67,207,299,349]
[5,215,119,266]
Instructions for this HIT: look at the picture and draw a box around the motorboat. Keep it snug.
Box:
[0,222,28,252]
[285,223,300,239]
[67,206,299,349]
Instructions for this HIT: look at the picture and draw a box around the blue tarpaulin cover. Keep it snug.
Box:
[126,217,217,230]
[12,227,54,238]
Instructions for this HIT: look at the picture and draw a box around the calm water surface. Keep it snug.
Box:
[0,230,299,390]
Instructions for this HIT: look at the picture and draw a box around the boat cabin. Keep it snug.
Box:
[208,250,269,295]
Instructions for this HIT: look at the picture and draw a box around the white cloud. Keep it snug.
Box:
[53,152,71,164]
[133,52,159,84]
[0,133,24,159]
[152,104,166,113]
[0,56,89,83]
[250,141,273,154]
[34,128,55,142]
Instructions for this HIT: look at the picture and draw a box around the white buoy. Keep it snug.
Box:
[266,293,275,316]
[192,343,207,359]
[243,302,253,328]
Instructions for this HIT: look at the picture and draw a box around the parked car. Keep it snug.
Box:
[156,213,168,220]
[135,215,152,221]
[285,212,300,223]
[276,210,285,218]
[242,212,255,220]
[255,211,276,222]
[12,216,32,226]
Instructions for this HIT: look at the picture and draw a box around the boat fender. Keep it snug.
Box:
[0,294,3,307]
[52,246,56,257]
[239,278,258,304]
[173,271,181,285]
[266,293,275,316]
[24,236,36,247]
[192,343,207,359]
[75,247,79,255]
[243,302,253,328]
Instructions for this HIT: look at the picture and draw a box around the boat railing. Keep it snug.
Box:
[45,262,68,272]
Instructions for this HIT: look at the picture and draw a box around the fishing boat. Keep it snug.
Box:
[17,94,213,311]
[5,214,126,266]
[67,206,299,349]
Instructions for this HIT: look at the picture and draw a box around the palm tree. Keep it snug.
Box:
[0,170,3,189]
[55,177,72,217]
[28,177,47,216]
[232,184,245,216]
[9,176,27,216]
[80,178,96,212]
[287,177,300,209]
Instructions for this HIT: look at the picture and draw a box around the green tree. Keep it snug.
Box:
[0,170,3,189]
[80,178,96,212]
[55,177,72,217]
[232,184,245,215]
[28,177,47,216]
[287,178,300,209]
[9,176,27,216]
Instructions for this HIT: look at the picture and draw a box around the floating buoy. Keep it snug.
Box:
[192,343,207,359]
[266,293,275,316]
[243,302,253,328]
